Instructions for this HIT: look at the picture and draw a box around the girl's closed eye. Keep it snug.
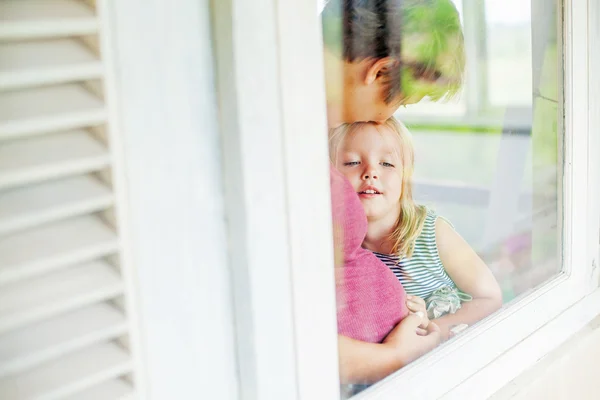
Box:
[343,161,361,166]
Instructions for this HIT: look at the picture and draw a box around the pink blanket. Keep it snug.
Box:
[330,166,409,343]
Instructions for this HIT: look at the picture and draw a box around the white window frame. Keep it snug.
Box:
[211,0,600,399]
[211,0,340,398]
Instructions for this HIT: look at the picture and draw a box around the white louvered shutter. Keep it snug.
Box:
[0,1,137,399]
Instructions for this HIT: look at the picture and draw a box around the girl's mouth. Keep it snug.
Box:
[358,188,382,198]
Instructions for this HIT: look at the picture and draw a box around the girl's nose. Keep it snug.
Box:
[363,170,378,180]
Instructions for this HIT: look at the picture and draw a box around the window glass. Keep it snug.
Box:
[321,0,561,395]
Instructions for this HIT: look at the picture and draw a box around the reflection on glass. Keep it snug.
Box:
[321,0,561,397]
[398,0,561,302]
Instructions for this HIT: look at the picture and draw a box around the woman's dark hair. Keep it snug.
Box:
[322,0,465,104]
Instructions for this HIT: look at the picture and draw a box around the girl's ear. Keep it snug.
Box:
[365,57,399,85]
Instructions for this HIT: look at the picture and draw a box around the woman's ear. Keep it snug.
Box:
[365,57,399,85]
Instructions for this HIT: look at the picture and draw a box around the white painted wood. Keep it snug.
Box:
[0,2,141,399]
[0,216,118,286]
[110,0,238,398]
[0,342,131,400]
[0,303,127,377]
[355,1,597,399]
[586,0,600,291]
[0,176,114,236]
[212,0,302,398]
[93,0,147,397]
[0,0,98,40]
[0,85,106,141]
[61,379,133,400]
[559,0,590,284]
[0,39,103,91]
[0,130,111,190]
[443,288,600,400]
[0,261,123,334]
[275,1,340,399]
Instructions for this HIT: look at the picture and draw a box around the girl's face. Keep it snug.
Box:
[334,124,403,222]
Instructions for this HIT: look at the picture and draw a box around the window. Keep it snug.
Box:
[210,0,600,398]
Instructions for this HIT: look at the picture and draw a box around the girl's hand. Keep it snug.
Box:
[406,295,429,330]
[433,218,503,339]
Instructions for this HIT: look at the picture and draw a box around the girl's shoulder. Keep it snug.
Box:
[419,206,454,232]
[420,207,462,260]
[414,206,456,252]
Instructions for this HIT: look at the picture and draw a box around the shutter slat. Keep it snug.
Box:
[0,3,138,399]
[0,130,111,190]
[0,216,119,286]
[0,131,110,190]
[0,342,131,400]
[0,0,98,40]
[61,379,134,400]
[0,176,113,236]
[0,261,123,334]
[0,85,106,141]
[0,304,127,378]
[0,39,103,91]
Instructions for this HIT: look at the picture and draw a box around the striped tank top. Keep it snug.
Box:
[373,208,458,301]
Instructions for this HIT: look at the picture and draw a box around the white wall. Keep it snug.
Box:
[109,1,239,399]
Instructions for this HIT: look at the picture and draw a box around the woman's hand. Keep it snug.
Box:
[383,312,441,365]
[337,313,442,385]
[406,295,429,331]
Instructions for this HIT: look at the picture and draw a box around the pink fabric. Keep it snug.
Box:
[330,165,409,343]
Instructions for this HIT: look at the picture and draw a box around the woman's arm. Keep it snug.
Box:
[433,218,503,339]
[338,335,400,384]
[338,313,441,384]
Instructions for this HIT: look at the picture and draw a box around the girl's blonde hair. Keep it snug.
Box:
[329,117,427,258]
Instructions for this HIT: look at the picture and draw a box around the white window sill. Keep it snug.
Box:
[446,286,600,399]
[354,286,600,400]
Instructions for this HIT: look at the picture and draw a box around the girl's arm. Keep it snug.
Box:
[432,218,503,339]
[338,313,441,384]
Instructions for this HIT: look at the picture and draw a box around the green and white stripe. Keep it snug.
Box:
[373,208,458,301]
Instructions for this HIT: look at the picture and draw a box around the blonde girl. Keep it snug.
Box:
[330,117,502,339]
